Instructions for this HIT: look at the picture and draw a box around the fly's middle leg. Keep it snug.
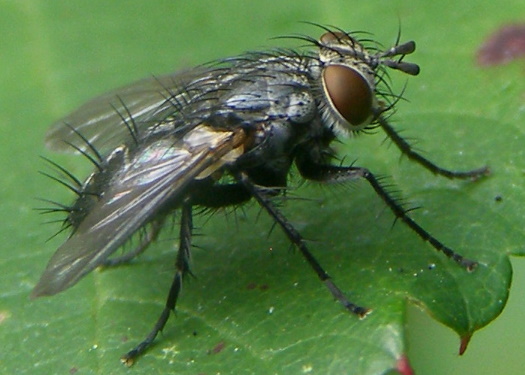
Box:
[238,172,370,317]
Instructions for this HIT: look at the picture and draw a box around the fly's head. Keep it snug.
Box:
[317,30,420,136]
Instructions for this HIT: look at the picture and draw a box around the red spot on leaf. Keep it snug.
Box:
[396,355,414,375]
[477,24,525,66]
[209,340,226,354]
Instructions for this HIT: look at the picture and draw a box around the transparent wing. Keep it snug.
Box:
[45,67,211,154]
[32,125,246,297]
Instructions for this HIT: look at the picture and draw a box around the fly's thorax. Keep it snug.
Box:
[204,55,318,129]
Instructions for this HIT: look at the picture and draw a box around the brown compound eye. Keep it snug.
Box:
[322,65,373,127]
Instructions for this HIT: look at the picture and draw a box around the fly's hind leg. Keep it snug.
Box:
[106,181,251,269]
[121,203,193,366]
[103,218,165,267]
[120,182,253,365]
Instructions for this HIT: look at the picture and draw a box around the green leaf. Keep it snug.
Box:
[1,1,524,375]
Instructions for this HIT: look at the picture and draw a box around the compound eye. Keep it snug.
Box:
[322,65,373,127]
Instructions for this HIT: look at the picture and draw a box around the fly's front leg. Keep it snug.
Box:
[377,116,489,179]
[297,161,477,270]
[237,172,370,317]
[121,202,193,366]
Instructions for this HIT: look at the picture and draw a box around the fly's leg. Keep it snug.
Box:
[106,182,251,269]
[377,116,490,179]
[121,203,193,366]
[297,161,477,270]
[121,182,253,365]
[103,218,164,267]
[190,182,252,207]
[238,172,370,317]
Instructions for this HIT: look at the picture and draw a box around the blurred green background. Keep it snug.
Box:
[1,1,525,374]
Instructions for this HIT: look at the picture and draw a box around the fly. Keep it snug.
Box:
[33,25,489,365]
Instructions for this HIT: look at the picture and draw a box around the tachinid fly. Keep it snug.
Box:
[33,25,488,365]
